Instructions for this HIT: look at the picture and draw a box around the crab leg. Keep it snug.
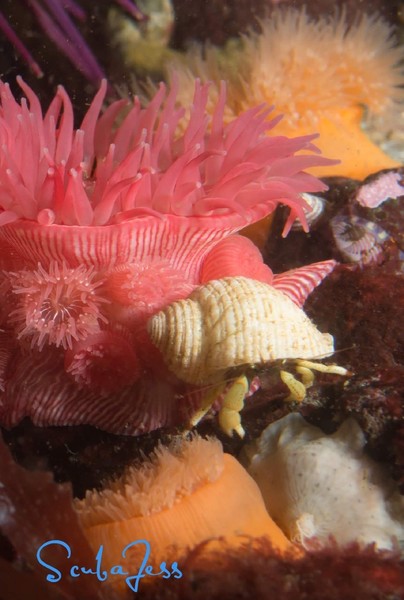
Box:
[295,360,349,376]
[189,382,227,428]
[295,365,315,388]
[218,375,249,438]
[280,370,306,402]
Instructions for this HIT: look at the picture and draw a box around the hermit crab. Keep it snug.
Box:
[148,267,349,437]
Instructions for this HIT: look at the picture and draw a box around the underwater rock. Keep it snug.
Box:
[246,413,404,550]
[301,265,404,489]
[266,168,404,273]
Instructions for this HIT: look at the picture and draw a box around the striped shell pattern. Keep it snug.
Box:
[148,277,334,385]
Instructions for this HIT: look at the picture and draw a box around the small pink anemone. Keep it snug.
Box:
[65,329,141,394]
[7,262,107,350]
[101,258,195,325]
[0,76,334,434]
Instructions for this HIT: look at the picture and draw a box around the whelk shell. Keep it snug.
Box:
[147,276,334,385]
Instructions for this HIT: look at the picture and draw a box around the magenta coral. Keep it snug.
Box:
[0,77,333,433]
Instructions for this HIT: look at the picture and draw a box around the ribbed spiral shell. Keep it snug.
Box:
[147,277,334,384]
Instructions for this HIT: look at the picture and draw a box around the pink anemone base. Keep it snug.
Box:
[0,77,335,434]
[0,213,268,274]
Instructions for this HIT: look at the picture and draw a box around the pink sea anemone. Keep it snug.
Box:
[101,258,195,325]
[7,262,108,350]
[0,76,333,434]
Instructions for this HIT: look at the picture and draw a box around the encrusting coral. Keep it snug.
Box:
[0,75,333,434]
[168,8,404,179]
[74,435,297,591]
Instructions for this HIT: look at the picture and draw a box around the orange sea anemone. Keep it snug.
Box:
[168,9,404,179]
[74,435,296,592]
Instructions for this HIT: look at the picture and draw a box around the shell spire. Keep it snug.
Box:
[272,260,337,307]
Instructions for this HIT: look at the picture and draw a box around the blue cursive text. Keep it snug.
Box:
[36,539,183,593]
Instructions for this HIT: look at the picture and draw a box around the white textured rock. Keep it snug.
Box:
[246,413,404,550]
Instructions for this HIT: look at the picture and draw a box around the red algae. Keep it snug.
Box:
[300,266,404,489]
[138,540,404,600]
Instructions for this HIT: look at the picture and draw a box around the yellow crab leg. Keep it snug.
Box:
[280,370,306,402]
[218,375,249,438]
[295,360,349,376]
[295,365,315,388]
[189,382,227,428]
